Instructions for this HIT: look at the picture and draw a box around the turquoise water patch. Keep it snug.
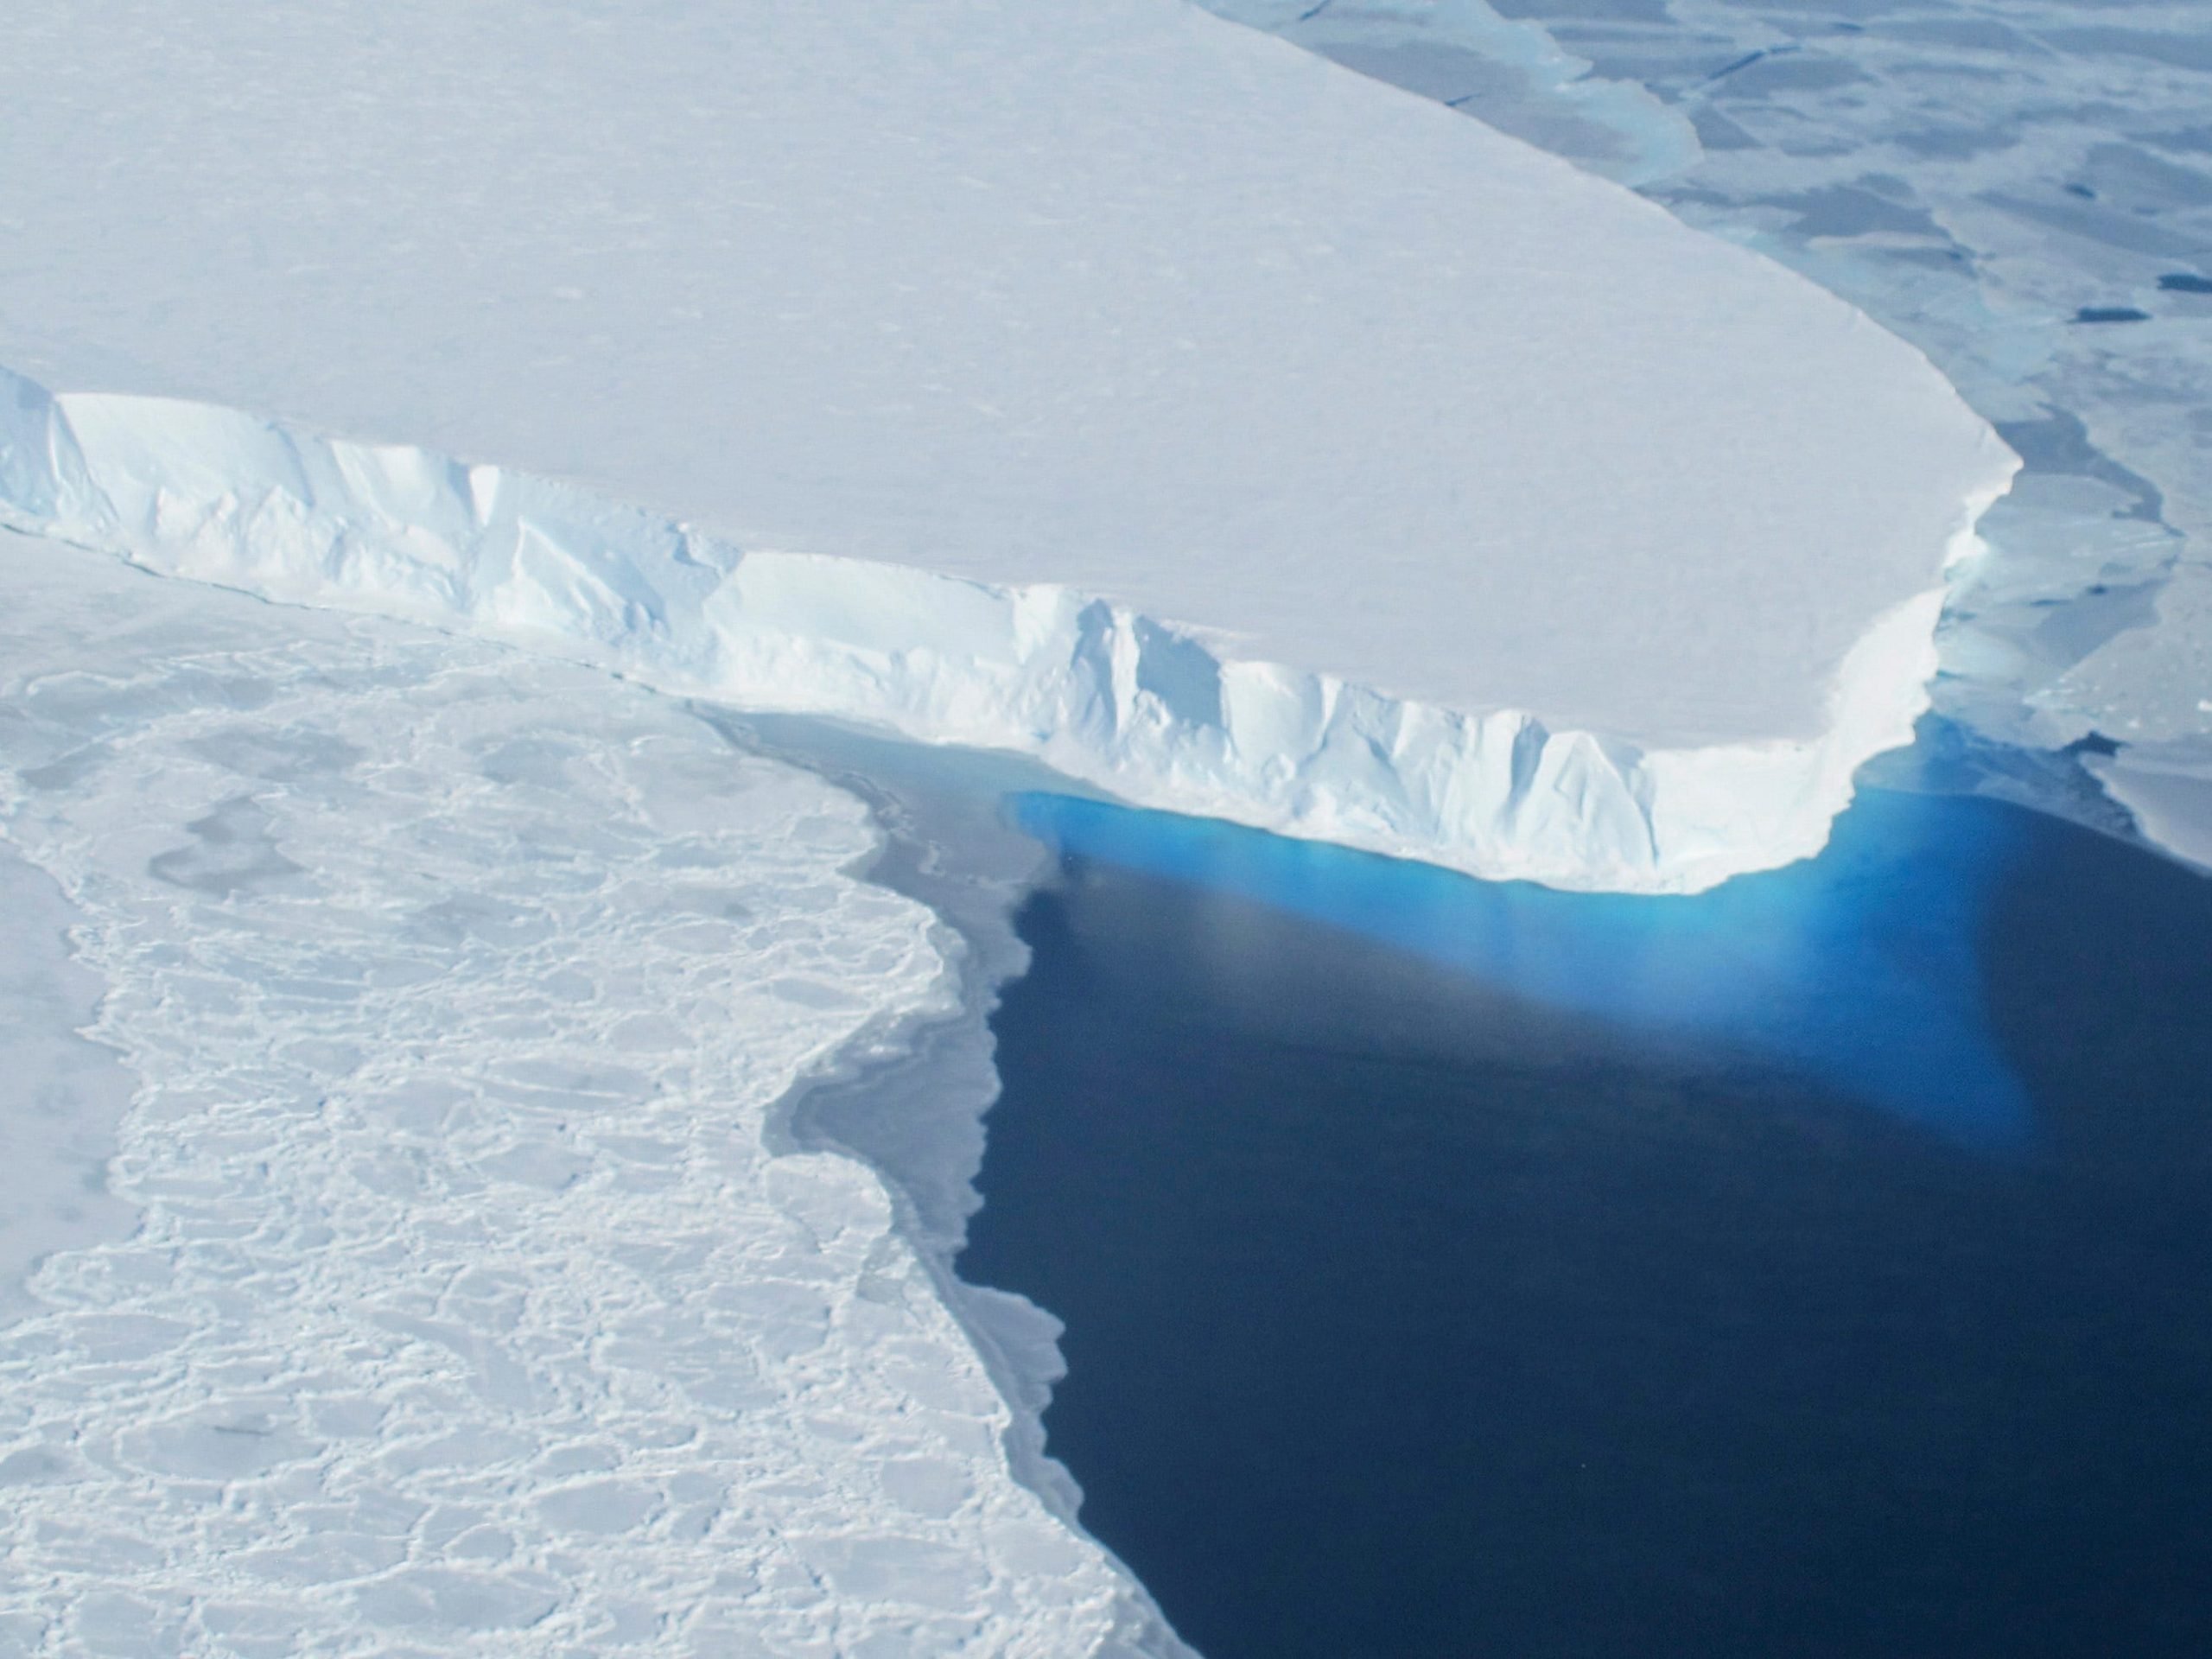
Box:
[1010,787,2033,1146]
[968,785,2212,1657]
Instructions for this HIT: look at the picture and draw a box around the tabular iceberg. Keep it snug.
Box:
[0,0,2012,891]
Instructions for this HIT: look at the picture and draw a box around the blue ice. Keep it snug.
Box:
[1011,786,2034,1147]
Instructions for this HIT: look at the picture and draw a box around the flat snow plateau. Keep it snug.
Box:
[0,0,2012,889]
[0,528,1170,1656]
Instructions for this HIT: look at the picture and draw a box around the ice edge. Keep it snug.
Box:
[0,361,2018,894]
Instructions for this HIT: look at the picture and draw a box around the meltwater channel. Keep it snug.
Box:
[959,772,2212,1658]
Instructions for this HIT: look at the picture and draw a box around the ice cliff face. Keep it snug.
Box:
[1209,0,2212,870]
[0,364,2008,893]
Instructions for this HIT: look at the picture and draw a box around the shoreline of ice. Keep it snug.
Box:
[730,713,1200,1656]
[0,365,2014,896]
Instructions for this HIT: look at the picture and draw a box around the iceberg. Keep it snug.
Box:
[0,3,2034,1650]
[0,0,2012,891]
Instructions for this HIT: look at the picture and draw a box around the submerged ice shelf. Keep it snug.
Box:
[0,0,2012,891]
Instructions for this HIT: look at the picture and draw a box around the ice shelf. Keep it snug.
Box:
[0,0,2013,889]
[1205,0,2212,870]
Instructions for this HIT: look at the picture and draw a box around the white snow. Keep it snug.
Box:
[0,845,135,1328]
[0,0,2012,891]
[1234,0,2212,863]
[0,527,1177,1657]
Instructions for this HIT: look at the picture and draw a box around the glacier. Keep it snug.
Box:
[0,0,2012,893]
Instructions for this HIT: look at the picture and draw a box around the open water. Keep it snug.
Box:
[961,785,2212,1658]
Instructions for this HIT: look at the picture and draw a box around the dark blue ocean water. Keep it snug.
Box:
[959,787,2212,1658]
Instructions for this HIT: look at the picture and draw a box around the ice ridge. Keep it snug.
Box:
[0,362,2011,893]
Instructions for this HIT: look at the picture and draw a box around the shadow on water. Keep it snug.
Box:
[964,785,2212,1659]
[1011,786,2033,1146]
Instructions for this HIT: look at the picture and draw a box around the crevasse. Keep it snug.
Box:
[0,362,2010,893]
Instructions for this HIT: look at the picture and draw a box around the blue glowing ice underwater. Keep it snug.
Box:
[977,767,2212,1659]
[1013,777,2033,1148]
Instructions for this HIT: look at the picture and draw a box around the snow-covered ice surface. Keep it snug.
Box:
[1204,0,2212,866]
[0,847,135,1331]
[0,0,2012,891]
[0,528,1175,1657]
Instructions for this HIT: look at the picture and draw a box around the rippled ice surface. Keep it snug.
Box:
[0,531,1156,1657]
[1213,0,2212,861]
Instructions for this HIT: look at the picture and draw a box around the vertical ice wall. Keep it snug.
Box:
[0,0,2013,890]
[0,365,2008,893]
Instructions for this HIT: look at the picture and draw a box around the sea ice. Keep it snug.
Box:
[0,529,1179,1656]
[0,849,134,1327]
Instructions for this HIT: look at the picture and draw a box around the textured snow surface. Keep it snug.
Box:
[0,847,134,1328]
[0,0,2012,888]
[0,531,1166,1657]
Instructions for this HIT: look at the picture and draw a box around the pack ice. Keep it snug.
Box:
[0,0,2013,892]
[0,527,1177,1656]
